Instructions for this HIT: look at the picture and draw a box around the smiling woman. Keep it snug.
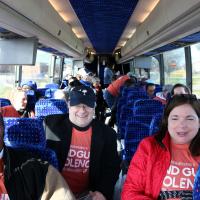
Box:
[122,94,200,200]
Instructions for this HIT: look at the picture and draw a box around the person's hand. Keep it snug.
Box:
[89,191,106,200]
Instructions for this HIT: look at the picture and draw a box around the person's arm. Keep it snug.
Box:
[41,165,75,200]
[121,139,156,200]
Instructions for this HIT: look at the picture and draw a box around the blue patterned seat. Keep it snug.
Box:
[124,115,153,163]
[45,88,58,98]
[193,165,200,199]
[149,114,163,135]
[133,99,164,116]
[4,117,46,150]
[35,99,68,118]
[36,88,48,98]
[3,117,59,169]
[0,98,11,107]
[26,90,37,111]
[45,83,59,89]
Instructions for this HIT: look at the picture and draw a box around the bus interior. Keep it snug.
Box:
[0,0,200,97]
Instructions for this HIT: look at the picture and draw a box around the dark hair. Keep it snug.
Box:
[171,83,191,95]
[123,78,137,87]
[69,79,82,87]
[145,83,155,90]
[155,94,200,156]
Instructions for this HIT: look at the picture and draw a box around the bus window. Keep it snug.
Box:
[191,43,200,97]
[0,65,15,98]
[163,48,186,85]
[22,50,51,88]
[63,58,73,78]
[150,56,160,84]
[54,56,61,80]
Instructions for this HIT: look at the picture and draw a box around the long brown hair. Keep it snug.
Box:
[155,94,200,156]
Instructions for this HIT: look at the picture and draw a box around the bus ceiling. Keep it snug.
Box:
[1,0,200,63]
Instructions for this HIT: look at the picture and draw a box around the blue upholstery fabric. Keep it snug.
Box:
[25,148,59,169]
[41,148,59,169]
[149,114,163,135]
[123,115,153,163]
[4,117,46,150]
[3,117,59,169]
[0,98,11,107]
[26,90,37,111]
[45,83,59,89]
[127,92,148,105]
[45,88,58,98]
[133,99,164,115]
[35,99,68,118]
[193,165,200,199]
[36,88,48,98]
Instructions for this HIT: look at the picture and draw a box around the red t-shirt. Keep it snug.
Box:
[62,127,92,195]
[161,141,200,200]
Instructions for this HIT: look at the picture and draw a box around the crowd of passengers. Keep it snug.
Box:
[0,64,200,199]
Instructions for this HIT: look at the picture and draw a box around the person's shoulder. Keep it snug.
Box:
[138,135,160,152]
[1,105,14,110]
[44,114,68,124]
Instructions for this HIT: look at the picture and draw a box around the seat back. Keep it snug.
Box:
[133,99,164,115]
[45,88,58,98]
[35,99,68,118]
[149,114,163,135]
[27,148,59,169]
[26,90,37,111]
[124,115,153,163]
[0,98,11,107]
[36,88,48,99]
[193,165,200,199]
[4,117,46,150]
[45,83,60,89]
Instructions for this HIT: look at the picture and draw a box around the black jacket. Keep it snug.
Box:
[3,147,49,200]
[44,114,121,200]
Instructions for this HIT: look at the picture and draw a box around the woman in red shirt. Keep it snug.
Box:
[122,94,200,200]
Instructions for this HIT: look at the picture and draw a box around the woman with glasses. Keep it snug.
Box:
[122,94,200,199]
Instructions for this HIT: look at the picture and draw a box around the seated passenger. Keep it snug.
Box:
[21,80,37,92]
[145,82,156,98]
[77,68,93,87]
[1,89,34,117]
[171,83,191,95]
[122,94,200,199]
[153,84,173,105]
[103,72,133,109]
[44,85,120,200]
[0,113,75,200]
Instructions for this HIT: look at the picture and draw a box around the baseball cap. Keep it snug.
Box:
[21,81,37,91]
[69,85,96,108]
